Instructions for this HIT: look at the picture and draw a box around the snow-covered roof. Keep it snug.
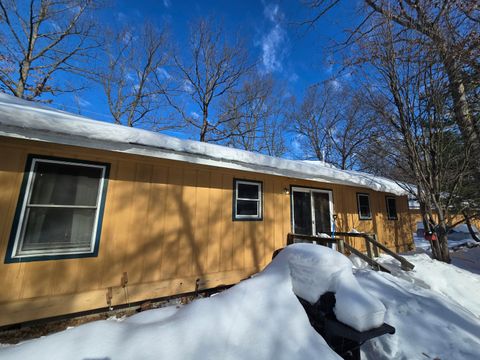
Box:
[0,93,407,195]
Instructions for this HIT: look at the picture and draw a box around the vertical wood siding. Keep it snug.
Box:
[0,137,413,326]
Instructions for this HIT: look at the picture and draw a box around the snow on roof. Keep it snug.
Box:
[0,93,407,195]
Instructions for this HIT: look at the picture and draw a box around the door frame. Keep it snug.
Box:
[290,186,334,235]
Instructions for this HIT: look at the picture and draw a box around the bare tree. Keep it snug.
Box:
[0,0,100,101]
[303,0,480,172]
[299,0,480,261]
[289,81,374,169]
[329,89,379,170]
[221,74,289,156]
[363,23,475,262]
[169,18,252,142]
[290,81,340,162]
[98,23,176,129]
[363,0,480,171]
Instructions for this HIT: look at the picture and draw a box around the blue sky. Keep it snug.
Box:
[56,0,359,134]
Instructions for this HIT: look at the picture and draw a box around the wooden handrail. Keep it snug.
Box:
[323,231,415,271]
[287,233,343,246]
[343,242,392,273]
[286,233,392,273]
[286,231,415,272]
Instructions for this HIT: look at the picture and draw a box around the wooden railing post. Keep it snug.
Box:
[372,234,380,257]
[338,239,345,254]
[365,237,373,260]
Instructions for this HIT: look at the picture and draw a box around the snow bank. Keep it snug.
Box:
[451,246,480,276]
[377,253,480,317]
[0,93,407,195]
[359,252,480,360]
[289,245,386,331]
[3,243,478,360]
[0,244,349,360]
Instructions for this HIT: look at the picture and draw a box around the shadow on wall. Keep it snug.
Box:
[0,157,269,323]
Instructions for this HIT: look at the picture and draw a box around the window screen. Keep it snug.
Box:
[357,193,372,220]
[386,197,398,220]
[7,156,108,261]
[233,180,262,220]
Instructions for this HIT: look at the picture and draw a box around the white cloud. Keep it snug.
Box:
[329,79,341,91]
[163,0,171,8]
[182,80,194,93]
[289,72,299,82]
[48,21,61,33]
[260,3,287,73]
[264,3,280,22]
[324,55,335,75]
[116,12,127,22]
[156,67,172,79]
[122,31,133,44]
[74,95,91,107]
[126,72,135,82]
[190,111,200,119]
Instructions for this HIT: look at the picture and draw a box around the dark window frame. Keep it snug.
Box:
[386,196,398,220]
[357,193,372,220]
[5,154,110,263]
[232,179,263,221]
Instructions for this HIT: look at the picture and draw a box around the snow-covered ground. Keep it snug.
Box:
[1,244,479,360]
[414,222,480,251]
[358,250,480,359]
[414,234,478,251]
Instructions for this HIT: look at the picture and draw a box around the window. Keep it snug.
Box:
[6,155,109,262]
[386,196,398,220]
[233,179,262,220]
[357,193,372,220]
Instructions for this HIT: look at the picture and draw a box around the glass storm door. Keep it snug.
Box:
[291,187,333,235]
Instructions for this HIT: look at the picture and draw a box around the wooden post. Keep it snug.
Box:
[365,237,373,260]
[372,234,380,257]
[338,239,345,254]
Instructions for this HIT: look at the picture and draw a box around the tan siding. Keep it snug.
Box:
[0,147,26,302]
[206,172,222,273]
[0,136,413,326]
[161,165,183,278]
[141,164,168,283]
[220,174,234,272]
[194,169,210,275]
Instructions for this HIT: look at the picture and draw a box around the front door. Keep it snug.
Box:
[291,187,333,235]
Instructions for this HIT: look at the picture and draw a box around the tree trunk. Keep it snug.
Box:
[435,221,451,263]
[442,54,480,172]
[463,212,480,242]
[420,201,440,259]
[15,59,30,98]
[199,108,208,142]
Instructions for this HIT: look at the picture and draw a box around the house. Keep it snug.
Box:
[0,93,413,327]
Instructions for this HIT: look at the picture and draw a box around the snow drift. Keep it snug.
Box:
[0,244,386,360]
[3,244,479,360]
[288,245,386,331]
[359,252,480,360]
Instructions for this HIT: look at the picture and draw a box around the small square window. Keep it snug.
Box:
[233,179,262,220]
[386,196,398,220]
[5,155,109,262]
[357,193,372,220]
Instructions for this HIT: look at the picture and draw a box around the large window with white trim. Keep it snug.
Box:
[233,179,262,220]
[6,156,109,262]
